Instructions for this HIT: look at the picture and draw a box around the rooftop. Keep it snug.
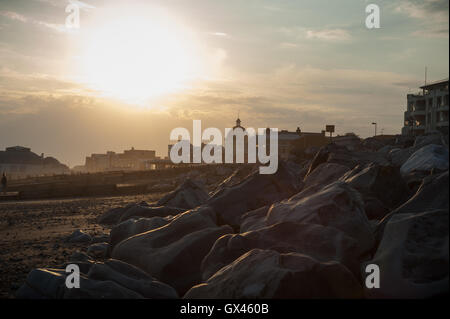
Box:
[420,78,449,90]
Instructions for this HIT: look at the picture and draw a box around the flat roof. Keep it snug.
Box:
[420,78,449,89]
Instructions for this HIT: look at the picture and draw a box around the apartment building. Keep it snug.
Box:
[402,78,449,136]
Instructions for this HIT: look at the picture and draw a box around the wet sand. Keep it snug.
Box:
[0,194,163,298]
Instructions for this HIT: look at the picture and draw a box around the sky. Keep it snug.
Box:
[0,0,448,167]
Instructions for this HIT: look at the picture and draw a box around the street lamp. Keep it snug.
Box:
[371,122,377,136]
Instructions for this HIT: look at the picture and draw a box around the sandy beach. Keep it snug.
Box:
[0,193,163,298]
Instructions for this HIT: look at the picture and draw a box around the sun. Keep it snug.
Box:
[80,9,200,104]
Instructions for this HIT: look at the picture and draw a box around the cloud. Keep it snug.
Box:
[0,11,28,23]
[306,28,352,42]
[396,0,449,21]
[395,0,449,38]
[0,9,67,33]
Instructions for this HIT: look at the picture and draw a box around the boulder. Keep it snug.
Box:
[156,179,210,209]
[91,234,110,244]
[98,202,149,225]
[307,144,389,175]
[185,249,363,299]
[16,268,67,299]
[362,137,385,151]
[400,144,448,177]
[265,181,375,253]
[363,197,390,221]
[113,223,232,295]
[414,134,444,149]
[87,242,109,259]
[207,161,301,229]
[202,222,368,281]
[87,259,178,299]
[302,163,349,190]
[65,229,91,244]
[240,206,269,233]
[391,170,449,215]
[388,148,415,167]
[210,166,258,197]
[16,268,143,299]
[118,205,185,223]
[64,277,144,299]
[110,216,173,247]
[364,209,449,298]
[342,163,410,210]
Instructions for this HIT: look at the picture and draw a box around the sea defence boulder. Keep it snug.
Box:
[264,181,375,254]
[185,249,363,299]
[207,161,301,229]
[87,259,178,299]
[364,209,449,298]
[65,229,92,244]
[302,163,349,190]
[400,144,448,177]
[201,221,367,281]
[391,170,449,216]
[306,143,390,176]
[341,163,410,211]
[98,202,148,225]
[118,205,184,223]
[110,216,173,247]
[15,268,144,299]
[413,134,444,149]
[156,179,210,209]
[87,242,110,259]
[112,206,233,294]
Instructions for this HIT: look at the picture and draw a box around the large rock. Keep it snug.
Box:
[391,170,448,215]
[388,148,415,167]
[98,202,148,225]
[342,163,410,210]
[64,277,144,299]
[156,179,210,209]
[364,209,449,298]
[303,162,349,190]
[202,222,368,281]
[362,137,385,151]
[207,161,301,229]
[110,216,173,247]
[113,224,232,295]
[210,166,258,197]
[414,134,444,149]
[264,181,375,253]
[112,206,232,294]
[87,259,178,299]
[240,206,269,233]
[185,249,363,299]
[15,268,143,299]
[118,205,185,223]
[65,229,91,244]
[87,242,110,259]
[307,144,389,175]
[16,268,67,299]
[400,144,448,177]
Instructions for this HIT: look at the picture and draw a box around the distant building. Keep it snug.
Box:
[402,78,449,136]
[0,146,69,179]
[166,119,329,163]
[84,147,157,172]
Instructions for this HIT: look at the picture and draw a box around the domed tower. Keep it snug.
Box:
[233,117,245,130]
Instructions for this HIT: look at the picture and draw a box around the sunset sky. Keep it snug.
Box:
[0,0,448,167]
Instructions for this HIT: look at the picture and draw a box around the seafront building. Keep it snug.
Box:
[402,78,449,136]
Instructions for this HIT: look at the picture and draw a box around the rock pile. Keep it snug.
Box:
[16,133,449,299]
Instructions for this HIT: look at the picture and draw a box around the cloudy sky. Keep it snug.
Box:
[0,0,448,167]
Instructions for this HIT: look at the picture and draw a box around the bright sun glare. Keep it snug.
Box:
[81,8,200,104]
